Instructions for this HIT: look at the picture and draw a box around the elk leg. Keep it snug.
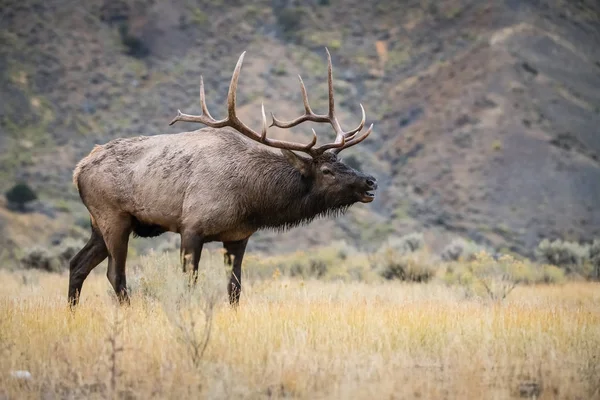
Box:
[223,238,249,306]
[68,227,108,307]
[180,232,204,284]
[104,219,132,305]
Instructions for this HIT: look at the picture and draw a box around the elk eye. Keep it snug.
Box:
[322,168,332,175]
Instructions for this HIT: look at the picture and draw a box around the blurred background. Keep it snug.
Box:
[1,0,599,267]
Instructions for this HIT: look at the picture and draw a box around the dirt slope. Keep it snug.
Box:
[1,0,599,257]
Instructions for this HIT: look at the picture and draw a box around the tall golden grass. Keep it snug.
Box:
[1,251,599,399]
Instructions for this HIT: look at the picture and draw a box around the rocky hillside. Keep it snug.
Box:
[1,0,599,259]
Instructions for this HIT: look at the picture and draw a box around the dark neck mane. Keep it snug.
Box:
[243,148,349,231]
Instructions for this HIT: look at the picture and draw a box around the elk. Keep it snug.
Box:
[69,48,377,307]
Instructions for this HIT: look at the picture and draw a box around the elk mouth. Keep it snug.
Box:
[360,190,376,203]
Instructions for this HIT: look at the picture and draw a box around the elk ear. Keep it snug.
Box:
[281,149,312,176]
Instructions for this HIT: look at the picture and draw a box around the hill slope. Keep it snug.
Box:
[1,0,599,258]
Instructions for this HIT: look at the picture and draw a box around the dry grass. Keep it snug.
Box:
[1,252,599,399]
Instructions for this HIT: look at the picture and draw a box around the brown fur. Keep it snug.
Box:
[68,126,377,307]
[73,144,103,190]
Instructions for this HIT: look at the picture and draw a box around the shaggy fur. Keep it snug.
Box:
[69,126,377,306]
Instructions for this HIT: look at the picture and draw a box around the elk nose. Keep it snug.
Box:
[366,177,377,189]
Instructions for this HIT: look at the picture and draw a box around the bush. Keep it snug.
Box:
[55,237,85,262]
[440,238,489,262]
[589,239,600,280]
[443,252,565,300]
[19,237,86,272]
[539,264,566,284]
[443,252,522,300]
[379,251,435,282]
[276,7,305,41]
[535,239,590,277]
[118,23,150,58]
[240,240,378,283]
[20,247,59,272]
[387,232,424,253]
[5,182,37,212]
[374,233,434,282]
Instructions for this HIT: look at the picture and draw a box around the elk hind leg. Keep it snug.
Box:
[68,226,108,307]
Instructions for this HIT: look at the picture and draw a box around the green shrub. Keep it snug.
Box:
[118,23,150,58]
[443,252,566,300]
[443,252,522,300]
[379,251,435,282]
[589,239,600,280]
[19,237,87,273]
[276,7,305,41]
[373,233,434,282]
[539,264,566,284]
[535,239,590,277]
[55,237,85,262]
[5,182,37,212]
[20,247,59,272]
[241,241,377,283]
[440,238,489,262]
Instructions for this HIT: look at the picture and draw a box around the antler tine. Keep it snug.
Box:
[312,47,353,152]
[169,76,228,128]
[199,76,214,120]
[315,130,346,152]
[227,51,246,122]
[331,123,374,154]
[326,47,335,119]
[169,74,228,127]
[343,104,366,141]
[300,75,312,114]
[260,103,267,140]
[270,75,328,128]
[268,48,371,155]
[169,52,248,128]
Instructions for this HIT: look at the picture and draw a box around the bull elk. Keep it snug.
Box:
[69,48,377,306]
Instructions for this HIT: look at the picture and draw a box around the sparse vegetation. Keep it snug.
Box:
[442,251,563,300]
[440,238,490,262]
[276,7,306,41]
[1,252,599,399]
[370,233,434,282]
[535,238,594,279]
[118,23,150,58]
[590,239,600,280]
[18,237,85,272]
[19,246,58,272]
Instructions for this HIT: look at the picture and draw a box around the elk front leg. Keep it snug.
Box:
[223,238,249,306]
[104,217,132,305]
[180,231,204,282]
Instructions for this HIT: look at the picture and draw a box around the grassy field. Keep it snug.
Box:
[1,251,599,399]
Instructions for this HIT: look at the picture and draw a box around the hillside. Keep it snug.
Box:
[1,0,599,260]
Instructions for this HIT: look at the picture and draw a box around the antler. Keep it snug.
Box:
[169,48,372,157]
[270,48,373,155]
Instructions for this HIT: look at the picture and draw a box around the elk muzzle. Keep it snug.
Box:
[359,175,378,203]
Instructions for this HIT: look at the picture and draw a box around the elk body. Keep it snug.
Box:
[69,49,377,306]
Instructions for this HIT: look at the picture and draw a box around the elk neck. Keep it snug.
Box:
[243,149,347,231]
